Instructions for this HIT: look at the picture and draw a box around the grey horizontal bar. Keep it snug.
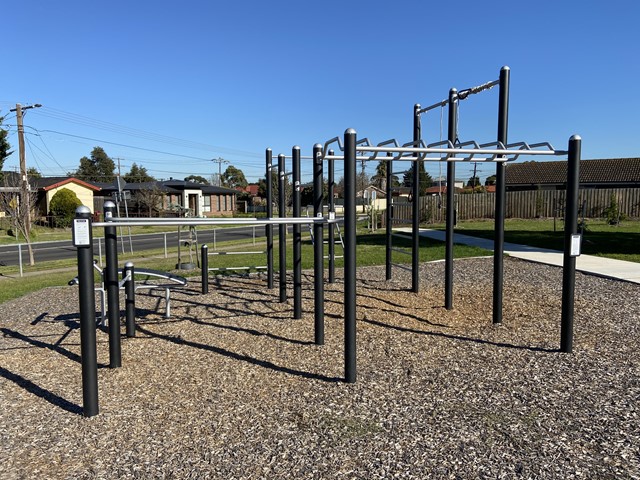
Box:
[208,251,266,256]
[94,216,341,228]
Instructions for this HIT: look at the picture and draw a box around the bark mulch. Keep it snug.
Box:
[1,257,638,479]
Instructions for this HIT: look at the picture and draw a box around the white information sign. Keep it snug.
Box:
[73,218,91,247]
[570,234,582,257]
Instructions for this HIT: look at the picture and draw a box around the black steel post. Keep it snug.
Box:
[386,151,393,281]
[344,129,357,383]
[292,146,302,319]
[124,262,135,338]
[266,148,274,289]
[493,66,510,324]
[278,154,287,302]
[201,244,209,294]
[103,201,121,368]
[313,144,325,345]
[445,89,458,310]
[74,206,99,417]
[561,135,582,353]
[328,149,336,284]
[412,104,421,293]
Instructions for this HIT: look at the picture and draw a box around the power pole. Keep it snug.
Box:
[212,157,228,186]
[10,103,42,246]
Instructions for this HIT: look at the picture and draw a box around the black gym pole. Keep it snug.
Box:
[411,104,421,293]
[292,146,302,320]
[561,135,582,353]
[493,66,510,324]
[313,144,325,345]
[344,129,357,383]
[74,206,99,417]
[124,262,136,338]
[266,149,274,289]
[103,201,122,368]
[328,149,336,284]
[445,89,458,310]
[385,151,393,281]
[278,154,287,302]
[201,244,209,294]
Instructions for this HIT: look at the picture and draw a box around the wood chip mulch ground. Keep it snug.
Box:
[1,257,639,479]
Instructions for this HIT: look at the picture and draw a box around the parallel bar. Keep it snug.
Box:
[103,201,122,368]
[278,154,287,303]
[207,251,266,255]
[561,135,582,353]
[313,144,325,344]
[417,78,499,113]
[93,217,334,228]
[493,66,510,324]
[344,129,357,383]
[293,146,302,320]
[445,88,457,310]
[75,207,99,417]
[266,148,274,289]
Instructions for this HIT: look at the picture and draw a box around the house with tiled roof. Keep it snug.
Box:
[94,179,237,217]
[505,158,640,191]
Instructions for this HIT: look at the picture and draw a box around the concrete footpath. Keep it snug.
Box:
[397,228,640,285]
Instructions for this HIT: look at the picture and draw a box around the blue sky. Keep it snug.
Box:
[2,0,639,185]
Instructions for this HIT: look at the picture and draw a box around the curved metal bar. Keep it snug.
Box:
[323,136,344,157]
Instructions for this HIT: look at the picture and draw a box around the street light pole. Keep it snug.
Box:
[10,103,42,248]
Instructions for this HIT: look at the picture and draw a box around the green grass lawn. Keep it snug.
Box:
[432,218,640,263]
[0,230,489,305]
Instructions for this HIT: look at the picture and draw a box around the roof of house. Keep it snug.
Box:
[34,177,102,192]
[506,158,640,186]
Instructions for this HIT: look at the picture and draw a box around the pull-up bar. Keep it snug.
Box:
[418,76,501,114]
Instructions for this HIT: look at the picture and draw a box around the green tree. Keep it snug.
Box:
[123,163,155,183]
[70,147,115,182]
[0,115,13,182]
[49,188,83,228]
[26,167,41,179]
[184,175,210,185]
[221,165,248,189]
[402,163,432,193]
[485,175,496,186]
[370,159,400,190]
[467,176,480,188]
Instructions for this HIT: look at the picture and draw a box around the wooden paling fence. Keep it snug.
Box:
[388,188,640,223]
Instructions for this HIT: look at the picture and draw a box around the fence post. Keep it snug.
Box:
[18,244,23,277]
[163,233,167,259]
[201,244,209,294]
[73,206,99,417]
[103,201,122,368]
[344,129,357,383]
[124,262,136,338]
[313,144,324,344]
[561,135,582,353]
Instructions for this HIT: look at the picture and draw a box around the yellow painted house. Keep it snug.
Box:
[35,177,101,216]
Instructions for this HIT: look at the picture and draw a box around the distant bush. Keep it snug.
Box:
[49,188,83,228]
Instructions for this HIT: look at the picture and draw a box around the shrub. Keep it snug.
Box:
[49,188,83,228]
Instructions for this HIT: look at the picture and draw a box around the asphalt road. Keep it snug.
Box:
[0,226,271,267]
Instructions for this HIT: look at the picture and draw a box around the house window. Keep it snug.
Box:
[217,196,221,211]
[224,195,228,211]
[203,195,211,213]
